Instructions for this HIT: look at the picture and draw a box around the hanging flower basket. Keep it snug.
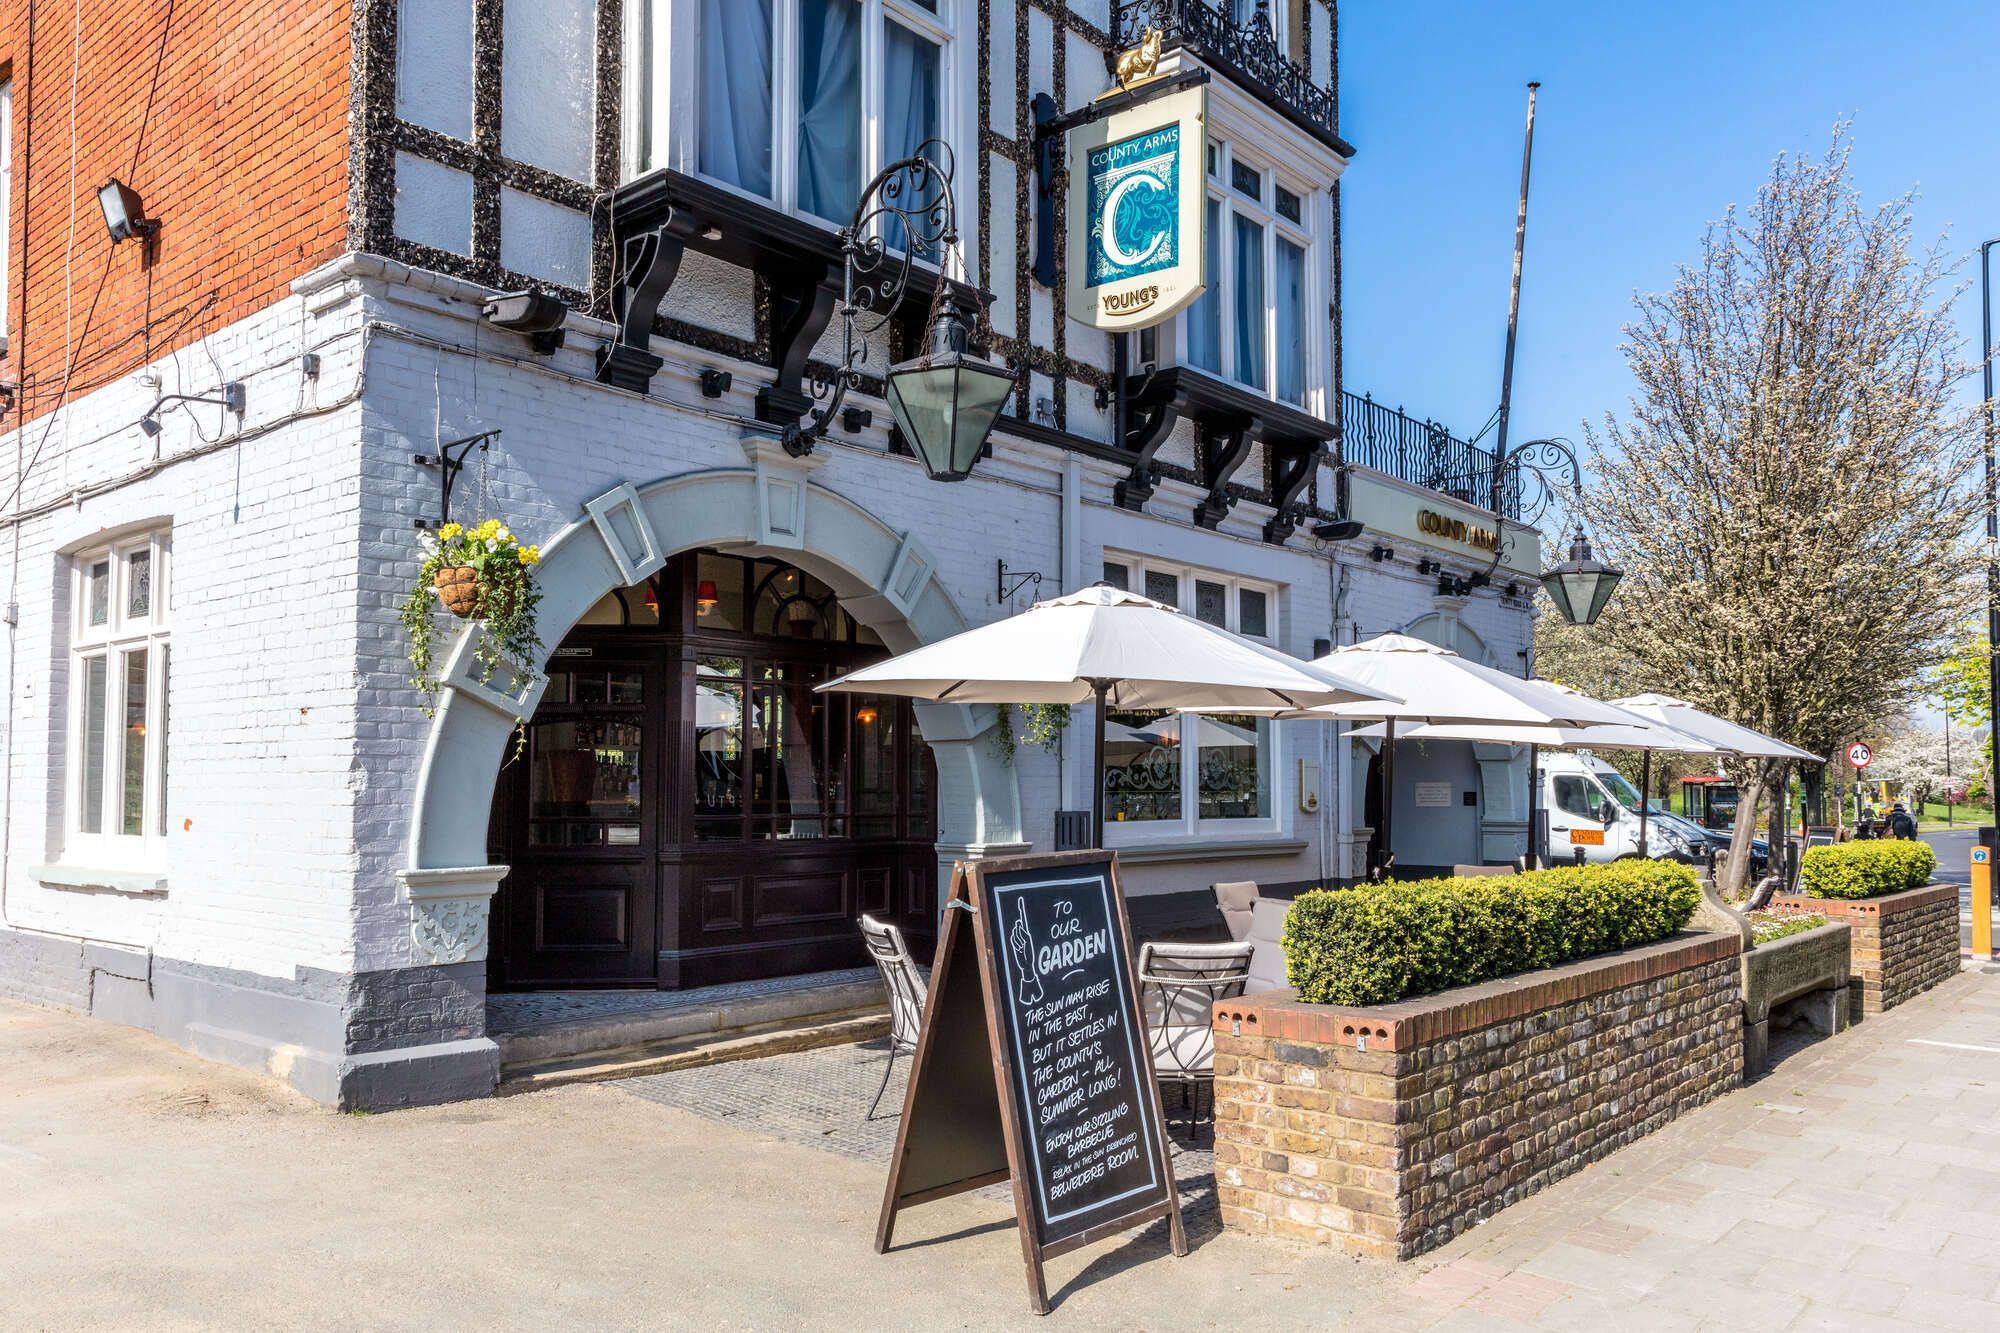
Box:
[401,519,544,716]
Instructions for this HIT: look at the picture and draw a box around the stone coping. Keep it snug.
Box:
[1211,930,1740,1053]
[1771,881,1956,922]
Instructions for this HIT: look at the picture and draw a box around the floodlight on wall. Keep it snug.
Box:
[98,179,159,244]
[1313,518,1363,542]
[139,383,245,437]
[481,291,568,355]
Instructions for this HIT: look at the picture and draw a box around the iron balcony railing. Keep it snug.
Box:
[1340,392,1522,519]
[1115,0,1350,153]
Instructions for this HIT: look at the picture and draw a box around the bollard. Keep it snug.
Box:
[1975,827,1996,961]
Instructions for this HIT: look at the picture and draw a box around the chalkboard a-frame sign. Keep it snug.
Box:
[874,849,1185,1314]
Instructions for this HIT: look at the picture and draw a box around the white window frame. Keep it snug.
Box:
[1,78,13,350]
[1153,82,1343,423]
[1097,551,1283,843]
[626,0,958,227]
[66,533,172,867]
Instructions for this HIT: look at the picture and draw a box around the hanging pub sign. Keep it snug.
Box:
[875,849,1184,1315]
[1065,82,1208,332]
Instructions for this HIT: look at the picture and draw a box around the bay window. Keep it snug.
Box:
[68,533,171,858]
[1098,554,1280,838]
[634,0,947,230]
[1181,136,1318,409]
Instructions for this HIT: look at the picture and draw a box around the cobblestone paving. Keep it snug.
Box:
[485,968,877,1038]
[620,1037,1222,1233]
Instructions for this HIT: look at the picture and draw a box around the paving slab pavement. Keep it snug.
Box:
[4,963,2000,1329]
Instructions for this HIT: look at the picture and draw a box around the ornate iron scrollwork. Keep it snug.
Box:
[786,141,962,457]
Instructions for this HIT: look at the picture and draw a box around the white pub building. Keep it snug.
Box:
[0,0,1538,1107]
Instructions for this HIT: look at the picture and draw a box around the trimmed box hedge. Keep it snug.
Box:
[1798,840,1936,900]
[1281,860,1703,1007]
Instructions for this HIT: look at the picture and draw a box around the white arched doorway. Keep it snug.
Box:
[395,443,1027,975]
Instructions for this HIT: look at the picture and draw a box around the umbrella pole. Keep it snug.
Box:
[1090,679,1110,850]
[1528,742,1541,869]
[1379,718,1397,881]
[1639,750,1652,858]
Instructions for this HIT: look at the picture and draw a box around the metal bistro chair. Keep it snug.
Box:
[858,914,929,1121]
[1138,940,1254,1136]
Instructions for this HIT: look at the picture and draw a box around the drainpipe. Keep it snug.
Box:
[1060,454,1083,809]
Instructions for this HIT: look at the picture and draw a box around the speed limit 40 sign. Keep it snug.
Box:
[1848,741,1873,768]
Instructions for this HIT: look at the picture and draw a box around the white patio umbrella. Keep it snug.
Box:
[1350,685,1727,859]
[817,585,1399,847]
[1274,635,1641,874]
[1614,693,1822,852]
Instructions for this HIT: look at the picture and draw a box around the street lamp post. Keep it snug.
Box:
[1981,239,2000,793]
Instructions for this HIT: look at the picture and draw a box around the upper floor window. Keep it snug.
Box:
[631,0,948,228]
[69,532,172,856]
[1183,136,1315,407]
[1101,553,1274,643]
[1,79,13,347]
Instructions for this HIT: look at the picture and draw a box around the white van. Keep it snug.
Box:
[1540,751,1710,865]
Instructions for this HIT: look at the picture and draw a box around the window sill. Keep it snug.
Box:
[30,864,169,898]
[1109,838,1307,866]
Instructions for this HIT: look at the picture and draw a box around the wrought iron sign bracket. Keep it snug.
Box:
[412,430,501,531]
[996,559,1045,602]
[1029,66,1211,289]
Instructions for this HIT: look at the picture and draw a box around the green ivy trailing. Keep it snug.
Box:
[1280,860,1702,1007]
[989,702,1072,765]
[1798,839,1936,900]
[400,518,545,728]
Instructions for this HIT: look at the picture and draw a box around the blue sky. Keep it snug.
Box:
[1337,1,1998,448]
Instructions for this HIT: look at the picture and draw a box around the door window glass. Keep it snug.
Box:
[529,719,643,846]
[1553,775,1607,822]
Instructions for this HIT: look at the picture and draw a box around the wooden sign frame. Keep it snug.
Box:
[874,849,1185,1314]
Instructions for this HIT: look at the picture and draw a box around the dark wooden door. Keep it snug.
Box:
[491,652,660,988]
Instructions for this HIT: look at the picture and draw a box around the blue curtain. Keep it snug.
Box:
[797,0,862,223]
[882,22,941,254]
[699,0,774,196]
[1275,237,1305,405]
[1232,214,1266,391]
[1186,197,1222,372]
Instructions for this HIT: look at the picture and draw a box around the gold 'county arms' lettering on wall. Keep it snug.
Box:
[1415,509,1500,553]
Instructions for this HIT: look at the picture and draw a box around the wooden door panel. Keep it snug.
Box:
[536,882,632,952]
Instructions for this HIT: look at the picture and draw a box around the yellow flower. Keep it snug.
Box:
[516,547,533,566]
[437,522,463,540]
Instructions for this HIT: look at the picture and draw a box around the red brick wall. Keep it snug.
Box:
[0,1,352,428]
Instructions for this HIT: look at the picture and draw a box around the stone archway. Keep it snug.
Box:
[396,440,1027,968]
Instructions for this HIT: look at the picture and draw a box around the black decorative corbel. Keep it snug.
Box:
[1113,400,1178,511]
[595,209,703,393]
[1192,415,1256,529]
[756,262,842,426]
[1261,440,1324,544]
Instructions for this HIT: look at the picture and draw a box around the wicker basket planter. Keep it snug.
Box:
[433,565,481,617]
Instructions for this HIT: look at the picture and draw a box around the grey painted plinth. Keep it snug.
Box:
[0,927,498,1110]
[1741,920,1852,1077]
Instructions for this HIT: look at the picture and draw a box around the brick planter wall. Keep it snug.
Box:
[1771,883,1958,1020]
[1209,932,1743,1259]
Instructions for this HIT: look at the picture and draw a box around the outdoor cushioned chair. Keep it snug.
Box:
[1137,941,1254,1133]
[857,914,928,1121]
[1212,880,1259,942]
[1244,897,1291,994]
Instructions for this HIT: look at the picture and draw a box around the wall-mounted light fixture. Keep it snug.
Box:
[98,179,160,245]
[139,383,245,437]
[840,406,873,434]
[1313,518,1363,542]
[481,291,567,355]
[1368,545,1395,563]
[699,369,733,398]
[695,579,720,615]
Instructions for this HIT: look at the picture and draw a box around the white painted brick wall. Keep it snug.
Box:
[2,253,1534,986]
